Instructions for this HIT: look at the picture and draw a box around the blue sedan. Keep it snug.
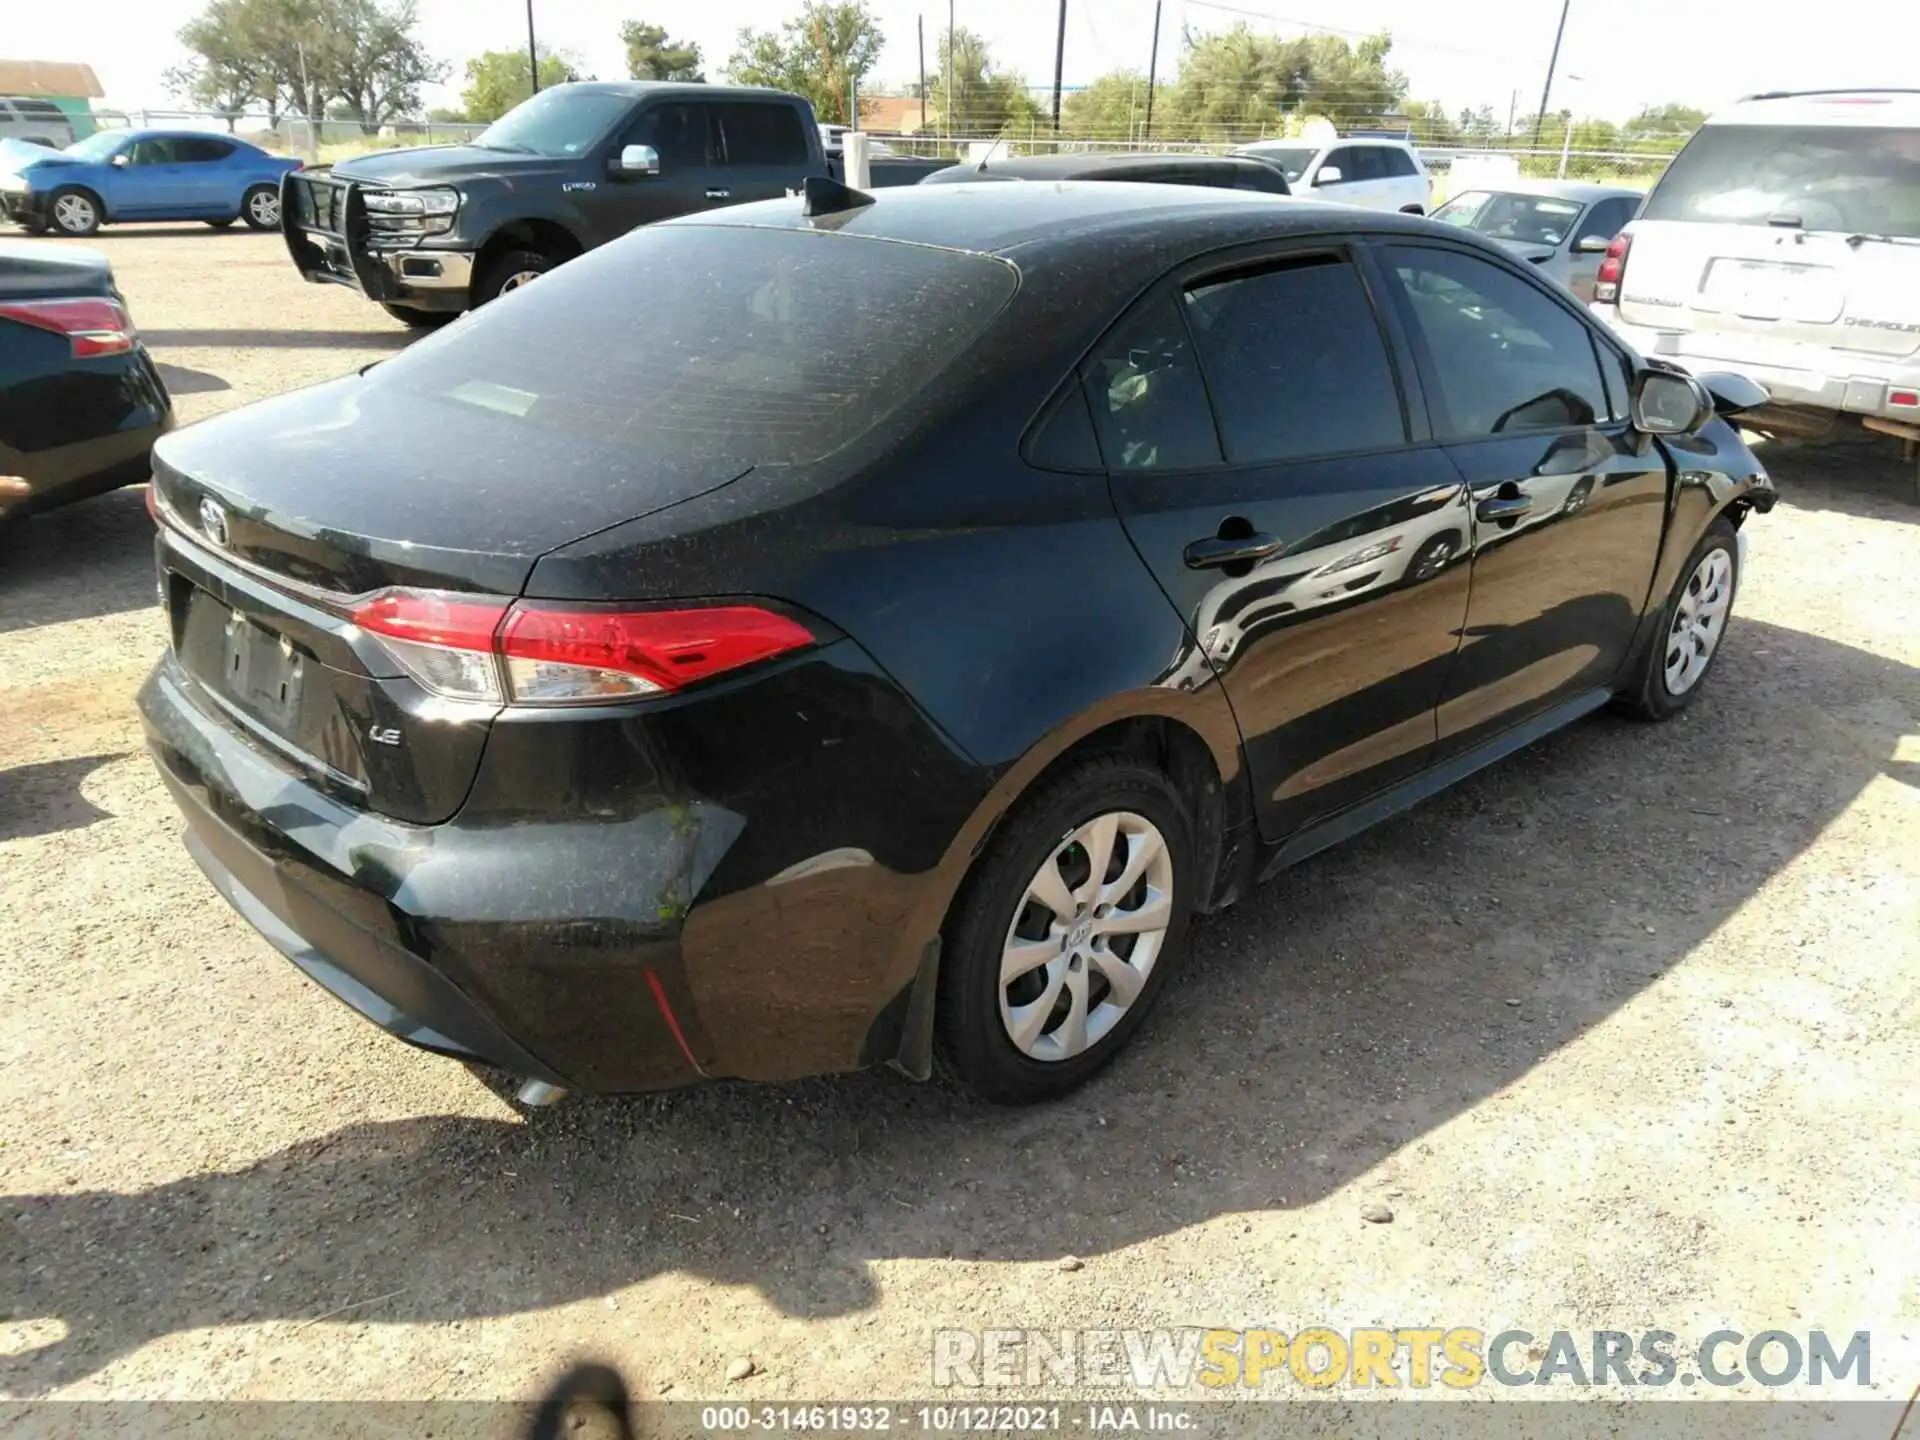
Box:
[0,130,303,237]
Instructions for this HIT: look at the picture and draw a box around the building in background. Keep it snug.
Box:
[0,59,106,138]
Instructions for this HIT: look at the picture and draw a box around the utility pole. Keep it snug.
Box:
[1051,0,1067,133]
[1530,0,1570,147]
[1507,89,1518,138]
[1144,0,1162,141]
[526,0,541,96]
[918,15,927,132]
[945,0,955,140]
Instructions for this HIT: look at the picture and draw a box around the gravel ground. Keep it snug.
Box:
[2,227,1917,1413]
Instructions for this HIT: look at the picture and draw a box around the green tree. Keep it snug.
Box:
[1163,25,1406,143]
[461,48,581,122]
[1061,70,1149,141]
[622,21,704,81]
[329,0,447,132]
[927,26,1043,138]
[727,1,884,126]
[1621,102,1706,148]
[1399,98,1458,147]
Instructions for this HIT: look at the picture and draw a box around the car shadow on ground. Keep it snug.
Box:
[1752,429,1920,522]
[0,487,156,634]
[0,753,127,841]
[154,361,232,396]
[141,327,418,351]
[6,614,1915,1393]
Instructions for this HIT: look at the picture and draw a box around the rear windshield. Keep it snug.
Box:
[1643,123,1920,238]
[374,224,1019,465]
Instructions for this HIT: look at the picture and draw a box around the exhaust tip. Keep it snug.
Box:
[516,1079,570,1108]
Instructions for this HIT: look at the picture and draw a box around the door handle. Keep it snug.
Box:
[1476,493,1533,523]
[1183,532,1282,569]
[705,188,731,199]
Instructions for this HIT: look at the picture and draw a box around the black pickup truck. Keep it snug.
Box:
[282,81,834,326]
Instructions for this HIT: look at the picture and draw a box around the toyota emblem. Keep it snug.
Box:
[198,496,231,549]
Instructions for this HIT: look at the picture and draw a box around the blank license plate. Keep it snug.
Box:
[222,612,305,728]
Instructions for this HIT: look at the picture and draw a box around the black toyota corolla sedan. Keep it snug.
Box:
[139,179,1775,1105]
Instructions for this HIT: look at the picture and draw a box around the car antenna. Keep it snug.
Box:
[802,174,876,217]
[974,137,1007,173]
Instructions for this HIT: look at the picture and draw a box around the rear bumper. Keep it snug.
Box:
[138,653,704,1092]
[0,350,171,521]
[1594,304,1920,422]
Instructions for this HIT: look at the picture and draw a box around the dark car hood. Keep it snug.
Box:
[0,239,111,296]
[328,145,571,188]
[151,372,751,597]
[1490,238,1560,265]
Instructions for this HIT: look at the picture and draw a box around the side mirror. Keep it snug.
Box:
[1313,165,1343,186]
[1631,368,1714,435]
[110,153,131,168]
[610,143,660,178]
[1573,233,1611,254]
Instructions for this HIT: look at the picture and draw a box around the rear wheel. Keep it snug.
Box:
[471,247,556,307]
[381,302,458,329]
[936,754,1195,1103]
[1615,516,1739,721]
[240,184,280,230]
[48,188,101,236]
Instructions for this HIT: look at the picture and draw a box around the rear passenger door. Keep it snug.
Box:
[1095,243,1475,840]
[1373,241,1667,753]
[713,101,815,204]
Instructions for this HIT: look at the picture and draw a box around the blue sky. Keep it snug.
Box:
[13,0,1918,124]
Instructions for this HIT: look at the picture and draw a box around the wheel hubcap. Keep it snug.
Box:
[1664,547,1733,696]
[999,811,1174,1063]
[499,269,542,293]
[250,192,278,224]
[55,196,93,230]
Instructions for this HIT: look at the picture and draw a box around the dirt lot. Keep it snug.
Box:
[3,227,1918,1414]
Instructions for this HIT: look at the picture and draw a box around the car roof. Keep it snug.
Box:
[964,151,1270,180]
[544,79,802,103]
[1715,89,1920,127]
[678,179,1442,282]
[1444,178,1639,203]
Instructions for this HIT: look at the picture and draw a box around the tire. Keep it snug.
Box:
[936,754,1196,1104]
[1406,529,1463,584]
[381,302,458,329]
[471,247,556,307]
[205,217,236,229]
[240,184,280,230]
[48,187,101,237]
[1615,516,1740,721]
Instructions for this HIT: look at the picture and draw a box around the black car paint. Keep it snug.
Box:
[280,82,828,314]
[0,241,171,521]
[917,152,1292,194]
[140,185,1772,1093]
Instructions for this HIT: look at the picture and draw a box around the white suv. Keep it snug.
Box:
[1591,89,1920,482]
[1233,137,1431,212]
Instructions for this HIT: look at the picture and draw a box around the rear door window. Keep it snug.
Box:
[176,138,236,163]
[1382,244,1610,437]
[1182,254,1406,463]
[716,103,811,166]
[1643,123,1920,237]
[1082,294,1223,472]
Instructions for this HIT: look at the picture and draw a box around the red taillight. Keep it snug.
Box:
[1890,390,1919,408]
[0,296,136,358]
[1594,232,1632,304]
[348,590,815,706]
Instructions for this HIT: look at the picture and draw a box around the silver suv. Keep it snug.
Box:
[0,96,76,148]
[1591,89,1920,492]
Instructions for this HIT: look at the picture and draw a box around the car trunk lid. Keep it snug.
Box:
[151,373,751,825]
